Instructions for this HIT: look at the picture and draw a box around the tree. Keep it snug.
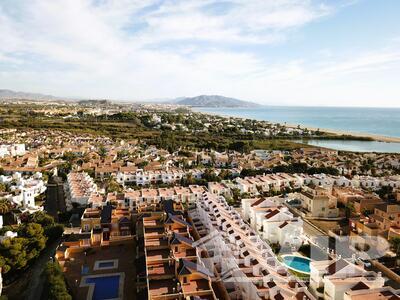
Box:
[98,145,107,159]
[0,198,12,214]
[45,262,72,300]
[106,177,123,193]
[390,237,400,256]
[28,211,55,227]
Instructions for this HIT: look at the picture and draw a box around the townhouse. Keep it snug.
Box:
[0,143,26,158]
[102,185,207,211]
[297,187,339,218]
[333,187,384,214]
[143,198,219,300]
[207,182,232,198]
[246,197,303,247]
[64,172,98,208]
[343,286,400,300]
[310,259,385,300]
[189,192,315,300]
[235,173,304,194]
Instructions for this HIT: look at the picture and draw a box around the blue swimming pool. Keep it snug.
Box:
[282,255,311,274]
[86,275,120,300]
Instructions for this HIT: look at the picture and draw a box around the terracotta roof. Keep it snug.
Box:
[178,259,214,278]
[265,209,280,219]
[351,281,370,291]
[278,221,289,229]
[171,233,194,247]
[326,259,349,275]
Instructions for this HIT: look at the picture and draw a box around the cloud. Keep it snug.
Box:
[0,0,399,107]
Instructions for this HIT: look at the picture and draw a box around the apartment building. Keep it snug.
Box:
[235,173,304,194]
[333,187,384,214]
[310,259,385,300]
[246,198,303,247]
[297,187,339,218]
[64,172,97,208]
[143,199,219,300]
[190,192,315,300]
[103,185,206,211]
[343,287,400,300]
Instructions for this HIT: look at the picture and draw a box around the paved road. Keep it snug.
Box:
[26,238,61,300]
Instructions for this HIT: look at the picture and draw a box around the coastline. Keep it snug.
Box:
[192,107,400,143]
[285,123,400,143]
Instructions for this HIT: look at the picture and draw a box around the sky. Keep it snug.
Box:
[0,0,400,107]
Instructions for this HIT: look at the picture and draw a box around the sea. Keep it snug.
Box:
[195,106,400,153]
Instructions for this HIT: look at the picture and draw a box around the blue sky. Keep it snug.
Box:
[0,0,400,107]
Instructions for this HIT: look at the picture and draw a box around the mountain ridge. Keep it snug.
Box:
[172,95,261,108]
[0,89,58,100]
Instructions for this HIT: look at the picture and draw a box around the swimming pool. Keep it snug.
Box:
[82,273,124,300]
[282,255,311,274]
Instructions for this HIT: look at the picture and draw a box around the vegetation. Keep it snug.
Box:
[272,162,340,175]
[45,262,72,300]
[389,237,400,256]
[0,223,46,274]
[0,104,311,152]
[0,198,12,214]
[0,212,63,277]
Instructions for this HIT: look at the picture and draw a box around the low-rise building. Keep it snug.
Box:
[297,187,339,218]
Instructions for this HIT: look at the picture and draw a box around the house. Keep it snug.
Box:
[343,286,400,300]
[143,194,219,300]
[208,182,231,197]
[310,258,385,300]
[297,187,339,218]
[189,192,315,300]
[64,172,97,208]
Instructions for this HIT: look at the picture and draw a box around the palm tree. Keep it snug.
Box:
[0,198,12,214]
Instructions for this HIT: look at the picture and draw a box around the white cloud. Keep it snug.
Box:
[0,0,399,107]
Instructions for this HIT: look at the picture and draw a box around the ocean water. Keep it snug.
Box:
[196,106,400,138]
[297,139,400,153]
[195,106,400,153]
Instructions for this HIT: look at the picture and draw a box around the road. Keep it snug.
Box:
[3,238,61,300]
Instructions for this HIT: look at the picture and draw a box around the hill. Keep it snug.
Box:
[0,89,57,100]
[173,95,261,108]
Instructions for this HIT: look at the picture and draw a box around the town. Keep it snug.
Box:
[0,102,400,300]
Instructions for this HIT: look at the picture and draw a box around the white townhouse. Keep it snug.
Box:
[310,258,385,300]
[190,192,316,300]
[245,198,303,247]
[116,169,204,186]
[65,172,98,207]
[0,143,26,158]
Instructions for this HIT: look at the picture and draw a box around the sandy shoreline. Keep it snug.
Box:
[284,123,400,143]
[193,108,400,143]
